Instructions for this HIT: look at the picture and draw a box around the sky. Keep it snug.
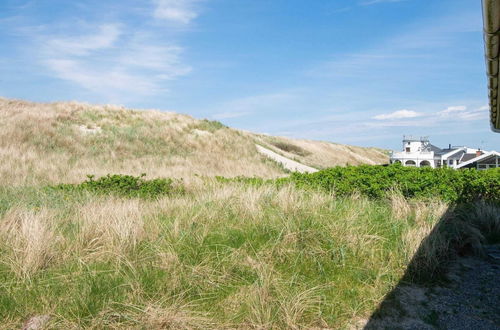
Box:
[1,0,499,150]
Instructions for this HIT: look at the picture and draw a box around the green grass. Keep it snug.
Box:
[0,178,498,328]
[192,119,226,133]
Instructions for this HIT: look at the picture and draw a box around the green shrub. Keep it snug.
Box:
[194,119,226,132]
[218,165,499,203]
[280,165,499,203]
[53,174,183,199]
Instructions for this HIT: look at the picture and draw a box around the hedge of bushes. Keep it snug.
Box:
[52,165,499,203]
[53,174,183,198]
[279,164,499,203]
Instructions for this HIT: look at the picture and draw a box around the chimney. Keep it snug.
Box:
[476,149,483,157]
[448,144,451,149]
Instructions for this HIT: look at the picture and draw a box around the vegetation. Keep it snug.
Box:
[0,98,498,328]
[53,174,184,199]
[193,119,227,132]
[269,141,312,157]
[255,134,388,169]
[0,98,285,186]
[282,164,500,203]
[0,98,387,187]
[0,167,498,328]
[218,165,500,203]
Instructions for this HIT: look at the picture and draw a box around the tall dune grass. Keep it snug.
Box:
[0,98,285,186]
[0,98,389,186]
[0,182,496,328]
[1,98,495,329]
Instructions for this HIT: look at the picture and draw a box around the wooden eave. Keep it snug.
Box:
[483,0,500,132]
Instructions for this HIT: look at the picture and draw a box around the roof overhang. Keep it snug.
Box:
[439,147,466,159]
[456,151,500,168]
[483,0,500,132]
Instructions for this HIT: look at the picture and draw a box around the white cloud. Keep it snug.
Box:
[373,109,422,120]
[44,59,157,96]
[153,0,201,24]
[372,105,488,124]
[41,24,191,99]
[436,105,487,120]
[438,105,467,115]
[118,42,191,77]
[46,24,122,56]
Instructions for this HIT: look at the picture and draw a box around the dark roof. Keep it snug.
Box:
[461,153,478,162]
[434,148,462,156]
[482,0,500,132]
[429,144,442,152]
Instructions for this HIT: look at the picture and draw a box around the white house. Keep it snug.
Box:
[389,136,499,169]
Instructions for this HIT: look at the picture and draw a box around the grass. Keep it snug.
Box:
[0,98,286,186]
[1,180,497,328]
[255,134,389,169]
[0,98,389,186]
[269,141,312,157]
[0,98,498,328]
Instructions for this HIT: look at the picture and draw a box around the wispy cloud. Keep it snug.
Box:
[34,2,195,102]
[153,0,202,24]
[45,24,122,56]
[373,109,422,120]
[40,24,191,100]
[438,105,467,115]
[369,105,488,127]
[44,58,157,96]
[309,7,480,81]
[438,105,488,120]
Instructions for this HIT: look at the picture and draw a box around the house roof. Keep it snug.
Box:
[456,151,500,168]
[429,144,442,152]
[435,147,465,158]
[483,0,500,132]
[460,153,479,162]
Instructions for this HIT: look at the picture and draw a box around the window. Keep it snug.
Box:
[405,147,410,152]
[448,159,453,165]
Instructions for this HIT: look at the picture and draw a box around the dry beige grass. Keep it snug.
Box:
[1,181,497,328]
[254,134,388,169]
[0,97,388,186]
[0,98,284,186]
[0,208,56,278]
[1,98,496,329]
[76,198,153,260]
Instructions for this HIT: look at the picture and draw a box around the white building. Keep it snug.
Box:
[389,136,499,169]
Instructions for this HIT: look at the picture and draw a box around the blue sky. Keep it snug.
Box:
[1,0,499,150]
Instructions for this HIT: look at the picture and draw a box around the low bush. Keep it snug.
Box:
[217,164,499,203]
[194,119,226,132]
[52,174,183,198]
[281,164,499,203]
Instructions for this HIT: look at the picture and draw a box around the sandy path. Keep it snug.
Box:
[361,244,500,329]
[256,145,318,173]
